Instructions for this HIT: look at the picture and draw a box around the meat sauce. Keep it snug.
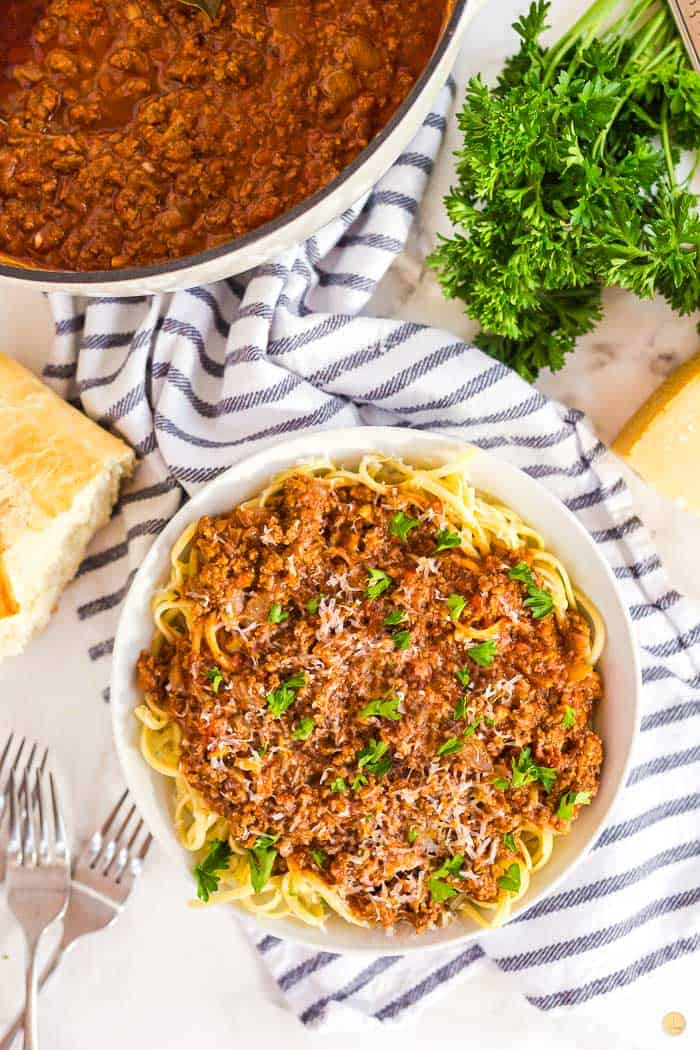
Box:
[137,474,603,931]
[0,0,447,271]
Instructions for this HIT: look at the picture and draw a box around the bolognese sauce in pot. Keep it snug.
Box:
[0,0,447,271]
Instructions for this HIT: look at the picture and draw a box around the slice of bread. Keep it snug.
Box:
[613,353,700,517]
[0,353,135,661]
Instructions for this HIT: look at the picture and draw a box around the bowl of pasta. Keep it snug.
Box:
[111,427,640,952]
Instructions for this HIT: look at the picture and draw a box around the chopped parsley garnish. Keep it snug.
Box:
[436,736,464,757]
[453,696,468,721]
[193,839,231,902]
[497,862,521,894]
[503,832,517,853]
[393,629,411,650]
[306,594,326,614]
[408,827,419,844]
[330,777,347,793]
[390,511,420,542]
[455,668,471,687]
[268,603,289,624]
[351,773,369,792]
[508,560,554,619]
[357,738,392,777]
[310,848,327,869]
[434,528,462,553]
[467,640,497,666]
[384,608,408,626]
[359,695,401,721]
[463,718,482,737]
[291,717,316,741]
[428,854,466,902]
[266,671,306,718]
[485,716,495,726]
[366,568,393,599]
[556,790,592,821]
[563,705,576,729]
[511,747,556,793]
[446,593,467,621]
[246,834,278,894]
[493,777,510,790]
[206,666,223,694]
[508,561,533,584]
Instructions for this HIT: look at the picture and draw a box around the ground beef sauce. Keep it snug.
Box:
[137,474,604,932]
[0,0,447,271]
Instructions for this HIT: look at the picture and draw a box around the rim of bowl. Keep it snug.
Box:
[110,426,641,954]
[0,0,469,286]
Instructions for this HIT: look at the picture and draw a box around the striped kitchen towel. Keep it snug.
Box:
[43,78,700,1029]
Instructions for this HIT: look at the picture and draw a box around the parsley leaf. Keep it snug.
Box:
[390,511,420,542]
[384,608,408,626]
[310,848,327,869]
[467,640,497,666]
[511,747,557,793]
[366,568,393,599]
[408,826,419,844]
[463,717,482,737]
[503,832,517,852]
[392,629,411,650]
[455,668,471,687]
[446,593,467,621]
[268,603,289,624]
[493,777,510,790]
[193,839,232,902]
[357,738,392,777]
[453,696,468,720]
[291,716,315,741]
[563,705,576,729]
[429,854,466,902]
[266,672,306,718]
[556,789,592,821]
[306,594,326,614]
[509,560,554,619]
[435,528,462,553]
[330,777,347,793]
[436,736,464,757]
[359,696,402,721]
[508,561,534,584]
[206,666,223,693]
[525,586,554,619]
[497,862,521,894]
[246,834,278,894]
[351,773,369,792]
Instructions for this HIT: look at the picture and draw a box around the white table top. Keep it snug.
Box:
[1,1,699,1046]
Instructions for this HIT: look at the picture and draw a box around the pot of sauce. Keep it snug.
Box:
[0,0,484,294]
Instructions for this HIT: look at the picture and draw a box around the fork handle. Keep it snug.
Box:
[22,939,41,1050]
[0,945,65,1050]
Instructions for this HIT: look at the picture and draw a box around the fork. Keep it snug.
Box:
[0,788,153,1050]
[6,754,71,1050]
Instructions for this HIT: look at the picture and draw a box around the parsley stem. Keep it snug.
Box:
[660,99,675,189]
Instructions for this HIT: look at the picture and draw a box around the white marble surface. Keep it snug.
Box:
[1,1,699,1047]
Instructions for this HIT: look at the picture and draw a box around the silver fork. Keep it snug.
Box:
[6,755,71,1050]
[0,789,153,1050]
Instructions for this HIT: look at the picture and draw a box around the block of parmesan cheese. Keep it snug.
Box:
[0,353,135,661]
[613,353,700,517]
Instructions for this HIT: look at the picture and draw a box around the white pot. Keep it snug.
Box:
[0,0,486,296]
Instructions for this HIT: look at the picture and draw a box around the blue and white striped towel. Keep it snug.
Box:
[43,81,700,1029]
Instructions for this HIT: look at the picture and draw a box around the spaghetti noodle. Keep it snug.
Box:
[136,451,604,932]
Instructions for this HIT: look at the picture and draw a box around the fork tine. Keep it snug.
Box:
[139,833,153,861]
[49,772,68,860]
[7,769,20,861]
[102,804,136,875]
[21,765,37,867]
[0,732,14,779]
[99,789,129,838]
[35,765,49,861]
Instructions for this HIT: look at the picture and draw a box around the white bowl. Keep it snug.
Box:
[0,0,487,296]
[111,427,641,954]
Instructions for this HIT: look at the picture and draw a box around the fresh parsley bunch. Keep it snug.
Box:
[430,0,700,381]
